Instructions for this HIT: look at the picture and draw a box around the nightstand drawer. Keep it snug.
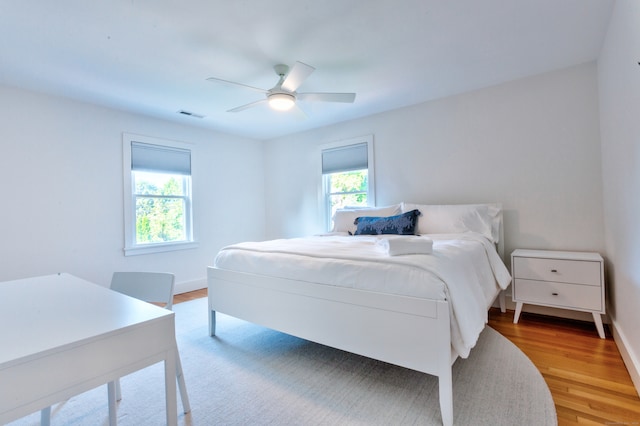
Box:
[513,278,602,311]
[513,257,601,286]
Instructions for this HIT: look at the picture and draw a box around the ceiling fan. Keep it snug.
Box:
[206,61,356,113]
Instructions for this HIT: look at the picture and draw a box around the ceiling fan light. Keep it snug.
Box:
[268,93,295,111]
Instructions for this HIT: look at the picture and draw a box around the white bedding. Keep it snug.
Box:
[376,235,434,255]
[214,232,511,358]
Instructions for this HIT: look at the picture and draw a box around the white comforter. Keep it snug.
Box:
[214,232,511,358]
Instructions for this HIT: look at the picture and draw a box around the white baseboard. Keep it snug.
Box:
[611,319,640,397]
[175,278,206,295]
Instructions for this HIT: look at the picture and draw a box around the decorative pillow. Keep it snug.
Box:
[354,209,420,235]
[401,203,501,242]
[332,204,401,234]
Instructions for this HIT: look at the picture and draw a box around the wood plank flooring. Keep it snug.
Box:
[174,289,640,424]
[173,288,207,304]
[489,308,640,425]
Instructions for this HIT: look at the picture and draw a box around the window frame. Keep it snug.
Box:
[319,135,376,231]
[122,133,198,256]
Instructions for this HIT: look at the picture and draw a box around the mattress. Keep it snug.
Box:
[213,232,511,357]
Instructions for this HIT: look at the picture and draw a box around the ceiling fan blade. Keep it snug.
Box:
[281,61,315,92]
[227,99,267,112]
[291,103,308,120]
[206,77,269,94]
[297,92,356,103]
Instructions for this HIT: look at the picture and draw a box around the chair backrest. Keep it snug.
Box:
[110,272,176,310]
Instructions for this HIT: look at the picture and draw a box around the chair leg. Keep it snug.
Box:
[112,363,186,411]
[176,350,191,413]
[40,406,51,426]
[115,378,122,401]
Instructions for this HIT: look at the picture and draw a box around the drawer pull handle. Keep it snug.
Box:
[551,269,558,273]
[552,292,559,296]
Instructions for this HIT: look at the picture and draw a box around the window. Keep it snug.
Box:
[321,135,375,230]
[122,133,197,256]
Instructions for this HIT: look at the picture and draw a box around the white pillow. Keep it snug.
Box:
[332,204,402,234]
[401,203,501,243]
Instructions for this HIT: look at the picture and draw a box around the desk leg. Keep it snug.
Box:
[40,406,51,426]
[107,381,117,426]
[165,348,178,426]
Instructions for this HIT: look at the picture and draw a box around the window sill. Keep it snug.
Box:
[124,241,199,256]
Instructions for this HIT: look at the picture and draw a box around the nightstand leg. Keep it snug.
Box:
[513,302,523,324]
[592,312,605,339]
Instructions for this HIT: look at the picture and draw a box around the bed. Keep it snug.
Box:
[207,203,511,426]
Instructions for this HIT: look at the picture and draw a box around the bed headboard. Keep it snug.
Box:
[334,201,506,260]
[495,204,505,260]
[399,201,505,259]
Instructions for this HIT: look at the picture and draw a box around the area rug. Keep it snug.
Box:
[10,297,556,425]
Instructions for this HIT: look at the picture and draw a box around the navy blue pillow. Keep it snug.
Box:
[353,209,420,235]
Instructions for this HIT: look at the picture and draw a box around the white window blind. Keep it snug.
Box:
[321,142,368,174]
[123,133,197,256]
[131,142,191,175]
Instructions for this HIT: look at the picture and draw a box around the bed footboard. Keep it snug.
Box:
[208,266,455,425]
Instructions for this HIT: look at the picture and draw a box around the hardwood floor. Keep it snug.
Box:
[489,308,640,425]
[174,289,640,424]
[173,288,207,304]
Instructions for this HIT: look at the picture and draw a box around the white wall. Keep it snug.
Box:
[0,85,266,291]
[264,62,605,261]
[598,0,640,391]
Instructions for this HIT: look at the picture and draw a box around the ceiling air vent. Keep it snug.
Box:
[178,110,205,119]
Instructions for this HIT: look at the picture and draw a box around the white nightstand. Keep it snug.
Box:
[511,249,606,338]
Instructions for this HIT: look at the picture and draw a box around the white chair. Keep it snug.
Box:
[109,272,191,415]
[40,272,190,426]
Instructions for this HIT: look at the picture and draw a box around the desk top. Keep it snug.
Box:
[0,273,174,367]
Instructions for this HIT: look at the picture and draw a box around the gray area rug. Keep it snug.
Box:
[10,298,556,425]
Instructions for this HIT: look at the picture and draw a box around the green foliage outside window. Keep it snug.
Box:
[134,172,187,244]
[329,170,367,195]
[327,170,368,221]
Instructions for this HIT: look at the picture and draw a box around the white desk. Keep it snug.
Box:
[0,273,178,425]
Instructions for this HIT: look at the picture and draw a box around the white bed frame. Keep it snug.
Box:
[208,214,505,426]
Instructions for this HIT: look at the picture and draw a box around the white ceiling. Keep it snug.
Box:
[0,1,614,140]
